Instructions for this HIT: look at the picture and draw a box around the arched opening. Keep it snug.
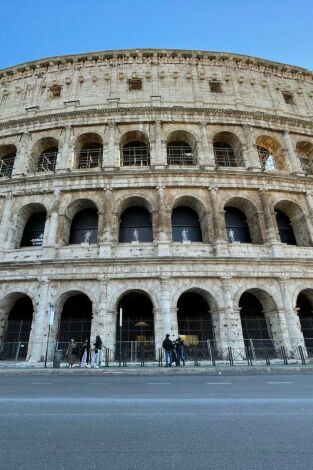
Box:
[120,131,150,166]
[119,206,153,242]
[172,206,202,242]
[274,201,311,247]
[225,207,252,243]
[296,290,313,351]
[0,295,33,359]
[116,291,154,360]
[0,144,16,177]
[57,294,92,349]
[20,211,46,247]
[296,141,313,174]
[256,135,285,171]
[75,133,103,169]
[31,137,59,173]
[275,210,297,245]
[69,208,98,244]
[37,146,58,172]
[177,291,214,345]
[213,131,243,167]
[166,131,197,166]
[239,291,273,355]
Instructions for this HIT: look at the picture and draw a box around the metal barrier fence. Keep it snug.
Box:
[1,339,313,367]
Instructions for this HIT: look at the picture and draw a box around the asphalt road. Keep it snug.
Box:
[0,374,313,470]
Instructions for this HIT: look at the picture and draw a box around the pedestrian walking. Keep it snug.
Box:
[66,338,77,367]
[80,339,90,368]
[162,334,174,367]
[174,337,185,366]
[91,335,102,368]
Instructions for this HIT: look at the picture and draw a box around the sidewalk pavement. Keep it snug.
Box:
[0,362,313,376]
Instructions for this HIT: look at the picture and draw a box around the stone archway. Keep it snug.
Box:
[239,290,276,357]
[296,289,313,352]
[116,290,154,361]
[0,293,34,360]
[57,293,93,350]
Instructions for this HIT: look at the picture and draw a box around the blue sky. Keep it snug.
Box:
[0,0,312,70]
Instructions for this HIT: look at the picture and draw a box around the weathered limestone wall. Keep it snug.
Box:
[0,49,312,361]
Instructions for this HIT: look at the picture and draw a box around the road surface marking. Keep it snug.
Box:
[206,382,232,385]
[31,382,51,385]
[146,382,170,385]
[266,381,292,384]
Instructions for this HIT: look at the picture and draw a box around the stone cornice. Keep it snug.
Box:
[0,106,312,135]
[0,49,312,79]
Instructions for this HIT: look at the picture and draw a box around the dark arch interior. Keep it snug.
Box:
[225,207,251,243]
[172,206,202,242]
[297,292,313,348]
[122,141,150,166]
[37,146,58,172]
[2,296,33,359]
[69,208,98,244]
[177,292,213,344]
[77,141,103,168]
[20,212,46,247]
[117,292,154,343]
[276,209,296,245]
[0,152,16,177]
[239,292,272,352]
[119,206,153,242]
[167,140,194,165]
[58,294,92,345]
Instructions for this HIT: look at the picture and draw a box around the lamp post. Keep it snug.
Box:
[119,307,123,366]
[44,304,55,368]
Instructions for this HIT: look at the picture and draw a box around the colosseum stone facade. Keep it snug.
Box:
[0,48,313,363]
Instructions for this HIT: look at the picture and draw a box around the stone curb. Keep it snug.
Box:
[0,365,313,376]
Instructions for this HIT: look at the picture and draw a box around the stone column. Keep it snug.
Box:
[104,120,119,168]
[28,277,50,362]
[152,120,167,167]
[282,131,303,174]
[220,277,245,351]
[199,121,215,168]
[56,125,73,171]
[259,189,278,243]
[0,192,14,249]
[208,187,227,255]
[158,277,173,344]
[99,187,113,257]
[210,308,229,351]
[156,186,171,255]
[278,277,305,352]
[105,311,117,354]
[90,276,108,348]
[11,132,31,176]
[242,124,262,169]
[44,191,61,247]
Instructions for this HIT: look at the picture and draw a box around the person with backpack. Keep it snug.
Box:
[174,337,185,366]
[162,334,174,367]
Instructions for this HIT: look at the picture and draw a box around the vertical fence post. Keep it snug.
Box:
[281,346,288,365]
[298,346,306,365]
[211,344,216,366]
[263,347,270,365]
[14,342,21,363]
[228,347,234,366]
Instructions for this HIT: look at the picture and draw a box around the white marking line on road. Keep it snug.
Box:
[206,382,232,385]
[266,382,292,384]
[146,382,171,385]
[30,383,51,385]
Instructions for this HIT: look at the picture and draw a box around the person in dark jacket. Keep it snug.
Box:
[174,337,185,366]
[162,334,174,367]
[91,335,102,368]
